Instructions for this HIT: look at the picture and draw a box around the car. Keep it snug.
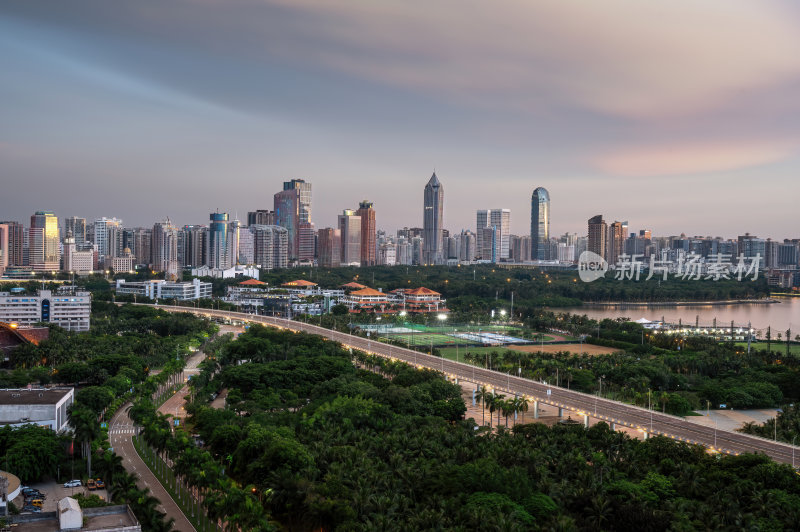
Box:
[87,479,96,490]
[22,488,44,497]
[94,479,105,489]
[22,505,42,513]
[63,479,82,488]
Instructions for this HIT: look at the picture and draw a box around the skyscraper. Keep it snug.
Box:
[251,225,288,270]
[422,172,444,265]
[476,209,511,262]
[274,179,312,260]
[64,217,87,249]
[0,224,8,275]
[338,210,362,266]
[606,221,627,265]
[0,221,24,267]
[356,200,377,266]
[588,215,607,260]
[531,187,550,261]
[317,228,342,268]
[207,212,230,269]
[247,210,275,226]
[152,219,179,278]
[93,217,122,263]
[30,211,60,271]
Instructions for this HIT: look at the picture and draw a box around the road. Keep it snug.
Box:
[109,404,196,532]
[152,305,800,466]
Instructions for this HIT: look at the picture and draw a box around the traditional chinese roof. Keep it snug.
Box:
[282,279,317,287]
[16,327,50,345]
[341,282,367,289]
[239,279,267,286]
[405,287,441,296]
[350,288,386,297]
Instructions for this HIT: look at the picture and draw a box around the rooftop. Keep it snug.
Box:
[239,279,267,286]
[12,504,140,532]
[282,280,317,287]
[0,388,72,406]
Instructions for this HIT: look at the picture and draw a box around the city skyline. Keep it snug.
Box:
[3,1,800,238]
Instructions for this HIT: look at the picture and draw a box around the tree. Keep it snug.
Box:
[68,405,101,477]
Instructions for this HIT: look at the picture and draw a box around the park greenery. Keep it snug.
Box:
[125,324,800,531]
[0,304,216,532]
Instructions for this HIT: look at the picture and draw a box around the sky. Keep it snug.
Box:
[2,0,800,240]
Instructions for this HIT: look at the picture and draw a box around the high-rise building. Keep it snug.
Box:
[129,228,152,266]
[459,230,476,262]
[247,210,275,226]
[422,172,444,265]
[30,211,60,271]
[606,221,627,265]
[227,218,241,266]
[531,187,550,261]
[0,221,24,267]
[274,179,312,260]
[62,235,94,273]
[317,228,342,268]
[738,233,766,259]
[511,235,532,263]
[0,224,8,275]
[378,242,397,266]
[476,209,511,262]
[356,200,377,266]
[208,212,230,269]
[298,222,316,262]
[587,215,607,260]
[64,217,87,249]
[338,210,362,266]
[152,220,179,278]
[445,236,460,261]
[251,225,288,270]
[178,225,207,268]
[93,217,122,262]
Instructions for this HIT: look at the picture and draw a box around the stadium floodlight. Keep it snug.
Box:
[437,314,447,321]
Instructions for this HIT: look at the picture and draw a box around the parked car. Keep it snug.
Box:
[22,488,44,498]
[87,479,96,490]
[63,479,82,488]
[94,479,105,489]
[22,505,42,513]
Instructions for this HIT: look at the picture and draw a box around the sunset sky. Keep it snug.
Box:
[2,1,800,239]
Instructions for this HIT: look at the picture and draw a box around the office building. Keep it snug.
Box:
[207,212,231,269]
[531,187,550,260]
[317,228,342,268]
[64,217,87,249]
[356,200,377,266]
[738,234,766,259]
[422,172,444,265]
[298,221,316,262]
[115,278,212,300]
[237,227,254,264]
[178,225,207,268]
[0,289,91,331]
[274,179,312,260]
[588,215,607,260]
[30,211,60,271]
[338,210,362,266]
[0,224,7,276]
[378,242,396,266]
[227,218,241,266]
[247,210,275,226]
[511,235,532,263]
[62,235,94,273]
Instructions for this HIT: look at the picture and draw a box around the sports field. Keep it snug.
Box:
[363,322,536,347]
[508,344,622,356]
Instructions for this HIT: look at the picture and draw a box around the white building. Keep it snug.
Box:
[0,290,91,331]
[0,388,74,432]
[378,242,396,266]
[191,265,260,280]
[476,209,511,262]
[62,236,94,273]
[115,278,212,301]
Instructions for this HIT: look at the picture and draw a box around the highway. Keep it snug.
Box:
[155,304,799,466]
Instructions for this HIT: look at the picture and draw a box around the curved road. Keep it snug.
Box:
[153,305,799,467]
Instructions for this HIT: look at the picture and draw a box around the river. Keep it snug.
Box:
[559,297,800,334]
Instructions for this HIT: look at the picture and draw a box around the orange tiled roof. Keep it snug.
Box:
[282,279,317,287]
[239,279,266,286]
[341,282,367,289]
[405,287,440,296]
[350,287,386,297]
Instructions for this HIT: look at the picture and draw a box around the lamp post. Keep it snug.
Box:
[792,436,797,469]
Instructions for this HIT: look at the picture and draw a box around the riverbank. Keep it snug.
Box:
[579,298,777,308]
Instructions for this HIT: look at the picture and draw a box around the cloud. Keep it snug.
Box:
[593,138,800,177]
[250,0,800,119]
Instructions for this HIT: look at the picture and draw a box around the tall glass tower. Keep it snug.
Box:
[208,212,230,269]
[530,187,550,261]
[423,172,444,265]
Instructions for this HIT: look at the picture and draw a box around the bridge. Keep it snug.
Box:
[154,305,798,466]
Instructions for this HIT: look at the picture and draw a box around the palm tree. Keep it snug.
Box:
[476,386,491,426]
[95,450,124,502]
[68,405,101,477]
[492,394,506,426]
[517,396,530,423]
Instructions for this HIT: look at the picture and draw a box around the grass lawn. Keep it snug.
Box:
[732,341,800,355]
[440,346,517,361]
